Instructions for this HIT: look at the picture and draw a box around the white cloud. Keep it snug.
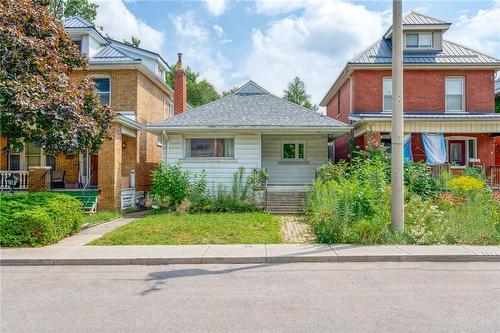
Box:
[238,0,388,103]
[171,12,233,90]
[255,0,305,15]
[446,2,500,57]
[213,24,232,44]
[94,0,165,52]
[204,0,228,16]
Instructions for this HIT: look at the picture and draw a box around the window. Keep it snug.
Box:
[406,32,432,48]
[25,142,42,167]
[185,138,234,158]
[282,142,305,160]
[73,40,82,51]
[157,65,165,80]
[156,135,162,147]
[45,155,56,171]
[169,100,174,117]
[383,78,392,112]
[337,93,341,116]
[94,78,110,105]
[445,77,464,112]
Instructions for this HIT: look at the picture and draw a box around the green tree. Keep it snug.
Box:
[48,0,98,23]
[222,86,239,97]
[283,76,318,111]
[123,36,141,48]
[166,66,221,108]
[0,0,114,154]
[495,95,500,113]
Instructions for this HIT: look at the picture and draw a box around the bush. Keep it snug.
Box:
[0,192,83,247]
[463,166,486,181]
[150,162,191,210]
[446,176,485,195]
[207,168,258,212]
[404,162,438,198]
[404,196,445,244]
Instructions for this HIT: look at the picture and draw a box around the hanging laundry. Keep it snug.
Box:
[404,133,413,162]
[422,133,447,165]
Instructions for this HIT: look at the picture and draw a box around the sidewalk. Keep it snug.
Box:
[1,244,499,265]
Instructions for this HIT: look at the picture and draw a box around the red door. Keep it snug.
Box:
[90,154,98,186]
[448,140,466,166]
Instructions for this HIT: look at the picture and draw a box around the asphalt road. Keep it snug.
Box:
[1,262,500,332]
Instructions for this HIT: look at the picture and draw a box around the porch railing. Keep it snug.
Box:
[491,166,500,189]
[0,171,29,191]
[429,163,450,177]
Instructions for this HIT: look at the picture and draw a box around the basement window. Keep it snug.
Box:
[185,138,234,158]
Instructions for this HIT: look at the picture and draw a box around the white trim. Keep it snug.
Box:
[445,76,465,112]
[405,31,433,49]
[281,141,306,160]
[444,136,477,168]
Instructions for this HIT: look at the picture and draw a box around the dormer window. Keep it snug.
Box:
[406,32,432,49]
[73,40,82,52]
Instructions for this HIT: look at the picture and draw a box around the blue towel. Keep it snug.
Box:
[422,133,447,165]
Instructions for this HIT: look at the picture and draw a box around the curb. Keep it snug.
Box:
[2,254,499,266]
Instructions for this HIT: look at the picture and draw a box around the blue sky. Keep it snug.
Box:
[94,0,500,103]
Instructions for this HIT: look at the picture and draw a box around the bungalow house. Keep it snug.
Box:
[320,11,500,186]
[147,69,350,212]
[0,16,174,211]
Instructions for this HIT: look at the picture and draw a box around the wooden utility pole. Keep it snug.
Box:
[391,0,404,231]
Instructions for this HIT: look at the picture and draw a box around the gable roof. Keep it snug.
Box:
[62,16,93,28]
[149,81,350,132]
[350,39,500,65]
[402,11,450,25]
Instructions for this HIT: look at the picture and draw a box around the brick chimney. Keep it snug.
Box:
[173,52,187,115]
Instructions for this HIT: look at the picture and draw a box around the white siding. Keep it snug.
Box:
[165,133,261,191]
[262,134,327,185]
[433,31,443,50]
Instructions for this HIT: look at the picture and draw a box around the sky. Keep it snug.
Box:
[93,0,500,103]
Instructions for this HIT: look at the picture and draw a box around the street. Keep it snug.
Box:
[1,262,500,332]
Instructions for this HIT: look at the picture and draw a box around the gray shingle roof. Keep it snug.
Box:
[155,81,349,129]
[402,11,451,25]
[62,16,93,28]
[350,39,500,65]
[349,112,500,121]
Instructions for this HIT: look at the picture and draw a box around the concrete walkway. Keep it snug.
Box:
[1,244,499,265]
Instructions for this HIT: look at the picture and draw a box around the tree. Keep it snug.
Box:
[48,0,98,23]
[283,76,318,111]
[222,86,239,97]
[166,66,221,108]
[123,36,141,48]
[0,0,114,154]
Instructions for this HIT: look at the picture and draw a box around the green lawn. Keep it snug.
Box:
[83,211,122,227]
[88,212,282,245]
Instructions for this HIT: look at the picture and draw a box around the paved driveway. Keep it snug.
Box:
[2,262,500,332]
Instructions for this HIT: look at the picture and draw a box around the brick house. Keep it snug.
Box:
[0,16,175,210]
[320,11,500,185]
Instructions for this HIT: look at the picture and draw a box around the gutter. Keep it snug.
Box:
[113,114,144,131]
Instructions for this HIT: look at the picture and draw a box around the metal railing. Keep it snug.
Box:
[491,166,500,189]
[0,171,29,191]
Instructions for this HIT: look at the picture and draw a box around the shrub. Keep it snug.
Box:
[207,169,258,212]
[0,192,83,247]
[188,170,210,211]
[150,162,191,210]
[404,162,438,197]
[463,166,486,181]
[446,176,485,195]
[404,196,445,244]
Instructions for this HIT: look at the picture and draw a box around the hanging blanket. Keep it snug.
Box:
[404,134,413,162]
[422,133,447,165]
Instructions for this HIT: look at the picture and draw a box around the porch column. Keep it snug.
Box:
[98,124,122,211]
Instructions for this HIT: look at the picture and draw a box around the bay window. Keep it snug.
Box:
[185,138,234,158]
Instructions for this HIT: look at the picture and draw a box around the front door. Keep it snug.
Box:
[448,140,466,166]
[90,154,98,186]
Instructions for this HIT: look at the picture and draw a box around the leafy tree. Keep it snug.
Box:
[0,0,114,154]
[123,36,141,48]
[495,95,500,113]
[48,0,98,23]
[222,86,239,97]
[166,66,221,108]
[283,76,318,111]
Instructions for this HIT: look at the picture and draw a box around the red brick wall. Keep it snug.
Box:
[351,69,495,113]
[326,78,351,161]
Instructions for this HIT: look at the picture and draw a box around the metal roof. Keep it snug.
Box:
[350,39,500,65]
[349,112,500,121]
[153,81,349,130]
[91,45,139,63]
[62,16,93,28]
[402,11,451,25]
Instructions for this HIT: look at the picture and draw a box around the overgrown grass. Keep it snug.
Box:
[88,212,282,245]
[83,211,122,226]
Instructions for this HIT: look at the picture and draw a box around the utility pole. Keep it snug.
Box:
[391,0,404,231]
